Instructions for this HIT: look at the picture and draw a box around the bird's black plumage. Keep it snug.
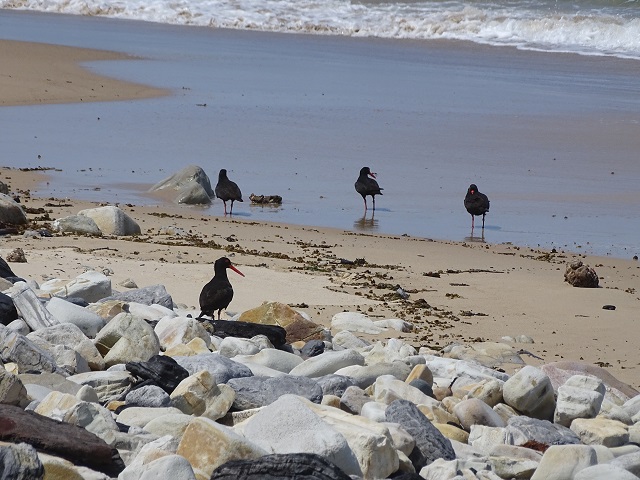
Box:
[355,167,383,211]
[215,169,243,215]
[464,183,490,230]
[197,257,244,320]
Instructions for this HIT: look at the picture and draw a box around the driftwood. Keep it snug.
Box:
[249,194,283,205]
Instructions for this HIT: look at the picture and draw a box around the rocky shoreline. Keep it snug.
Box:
[1,167,640,479]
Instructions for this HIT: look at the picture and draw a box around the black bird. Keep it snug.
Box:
[355,167,383,211]
[197,257,245,320]
[464,184,490,230]
[215,169,243,215]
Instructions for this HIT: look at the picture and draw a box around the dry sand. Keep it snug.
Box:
[1,40,638,389]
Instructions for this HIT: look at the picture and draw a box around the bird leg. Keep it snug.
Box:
[482,213,486,229]
[230,200,234,215]
[223,201,228,215]
[372,196,376,211]
[471,215,475,230]
[363,197,368,211]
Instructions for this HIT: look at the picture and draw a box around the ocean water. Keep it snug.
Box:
[1,10,639,259]
[2,0,640,59]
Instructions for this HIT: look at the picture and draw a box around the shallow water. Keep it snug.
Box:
[1,11,640,258]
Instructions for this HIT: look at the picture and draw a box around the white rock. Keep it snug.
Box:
[530,444,597,480]
[0,193,27,224]
[371,374,439,408]
[554,374,605,427]
[233,348,303,374]
[288,349,365,378]
[128,303,177,321]
[53,214,102,236]
[360,401,388,423]
[468,425,506,454]
[117,406,185,429]
[44,297,105,339]
[79,205,141,236]
[570,417,629,447]
[218,337,261,358]
[155,316,211,351]
[40,271,112,303]
[118,454,196,480]
[503,366,555,420]
[373,318,413,332]
[7,282,59,330]
[331,312,386,335]
[93,312,160,367]
[574,464,640,480]
[240,394,363,478]
[331,330,371,350]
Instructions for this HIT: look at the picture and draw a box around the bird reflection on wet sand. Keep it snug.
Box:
[465,230,486,243]
[354,212,379,232]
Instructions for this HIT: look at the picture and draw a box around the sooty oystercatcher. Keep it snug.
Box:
[355,167,383,211]
[464,184,490,230]
[215,169,243,215]
[197,257,244,320]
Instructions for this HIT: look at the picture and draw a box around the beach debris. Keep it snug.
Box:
[6,248,27,263]
[602,304,616,310]
[0,180,9,195]
[564,260,599,288]
[149,165,214,205]
[249,193,283,205]
[396,286,409,300]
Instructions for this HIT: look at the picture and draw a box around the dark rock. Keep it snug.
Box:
[173,353,253,384]
[124,384,171,407]
[564,261,599,288]
[204,319,287,349]
[602,304,616,310]
[0,257,18,279]
[315,374,356,397]
[0,404,125,477]
[227,375,323,411]
[340,385,370,415]
[99,284,174,309]
[126,355,190,394]
[409,379,435,398]
[0,292,18,326]
[61,297,90,308]
[505,416,581,446]
[385,399,456,470]
[301,339,325,358]
[210,452,351,480]
[0,442,44,480]
[388,474,425,480]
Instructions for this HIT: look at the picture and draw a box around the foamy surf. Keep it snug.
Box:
[2,0,640,59]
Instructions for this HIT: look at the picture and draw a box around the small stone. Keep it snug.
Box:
[564,261,599,288]
[119,278,138,289]
[6,248,26,263]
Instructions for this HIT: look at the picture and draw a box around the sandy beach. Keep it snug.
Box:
[1,27,639,391]
[2,165,640,390]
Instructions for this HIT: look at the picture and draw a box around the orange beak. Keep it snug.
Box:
[229,264,245,277]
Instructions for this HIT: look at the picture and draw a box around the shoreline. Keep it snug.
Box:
[2,166,639,389]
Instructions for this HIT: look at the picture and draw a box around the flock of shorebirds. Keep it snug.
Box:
[203,166,491,321]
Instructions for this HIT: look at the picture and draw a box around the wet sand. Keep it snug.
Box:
[2,10,640,258]
[2,167,640,388]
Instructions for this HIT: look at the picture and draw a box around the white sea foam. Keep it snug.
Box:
[2,0,640,58]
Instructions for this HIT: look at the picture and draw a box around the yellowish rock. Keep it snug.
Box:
[238,301,324,343]
[434,423,470,443]
[34,391,79,418]
[405,364,433,386]
[177,417,266,479]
